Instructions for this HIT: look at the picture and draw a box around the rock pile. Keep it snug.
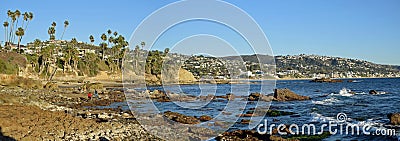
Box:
[0,105,158,140]
[273,89,310,101]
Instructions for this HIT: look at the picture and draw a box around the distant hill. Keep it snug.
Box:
[220,54,275,64]
[216,54,399,78]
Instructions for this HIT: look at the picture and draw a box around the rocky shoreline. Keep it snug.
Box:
[0,86,163,140]
[1,82,399,140]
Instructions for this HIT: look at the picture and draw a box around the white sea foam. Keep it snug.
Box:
[312,97,339,105]
[309,112,336,123]
[339,88,354,96]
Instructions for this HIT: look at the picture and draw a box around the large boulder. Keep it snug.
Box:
[274,89,310,101]
[178,68,197,84]
[388,113,400,125]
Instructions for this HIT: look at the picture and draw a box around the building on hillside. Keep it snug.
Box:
[78,48,96,58]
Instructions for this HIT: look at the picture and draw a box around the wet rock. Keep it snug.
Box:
[168,93,197,102]
[149,90,167,99]
[248,93,274,102]
[239,119,250,124]
[266,110,296,117]
[215,93,238,101]
[238,110,255,117]
[164,111,200,124]
[199,94,215,101]
[273,89,310,101]
[199,115,212,122]
[216,130,271,141]
[388,113,400,125]
[248,93,261,101]
[311,78,343,83]
[238,113,253,117]
[369,90,378,94]
[369,90,389,95]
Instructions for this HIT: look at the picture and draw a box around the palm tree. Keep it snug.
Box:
[141,41,145,49]
[22,12,28,28]
[107,29,112,47]
[48,22,56,41]
[113,31,118,37]
[48,27,56,41]
[60,20,69,40]
[12,10,21,43]
[3,22,8,46]
[63,43,73,73]
[89,35,95,45]
[24,12,33,30]
[33,39,41,54]
[164,48,170,55]
[113,35,128,70]
[8,11,15,45]
[20,12,33,48]
[107,29,112,36]
[109,36,115,55]
[101,33,107,60]
[99,43,107,60]
[15,27,24,53]
[7,10,12,20]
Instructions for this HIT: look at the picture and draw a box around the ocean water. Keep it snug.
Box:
[115,78,400,140]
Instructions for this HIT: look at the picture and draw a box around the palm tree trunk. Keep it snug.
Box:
[4,27,6,46]
[13,20,18,43]
[102,46,105,60]
[24,21,29,31]
[60,28,66,40]
[17,36,21,53]
[8,22,14,45]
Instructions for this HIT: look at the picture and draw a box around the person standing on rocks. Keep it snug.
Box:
[94,90,99,99]
[88,92,93,100]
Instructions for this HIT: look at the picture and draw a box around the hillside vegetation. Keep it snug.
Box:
[0,52,26,74]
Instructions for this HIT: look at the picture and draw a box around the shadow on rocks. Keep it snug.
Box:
[0,127,16,141]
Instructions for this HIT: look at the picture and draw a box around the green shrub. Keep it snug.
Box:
[0,59,18,74]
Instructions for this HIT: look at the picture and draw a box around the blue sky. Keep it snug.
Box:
[1,0,399,65]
